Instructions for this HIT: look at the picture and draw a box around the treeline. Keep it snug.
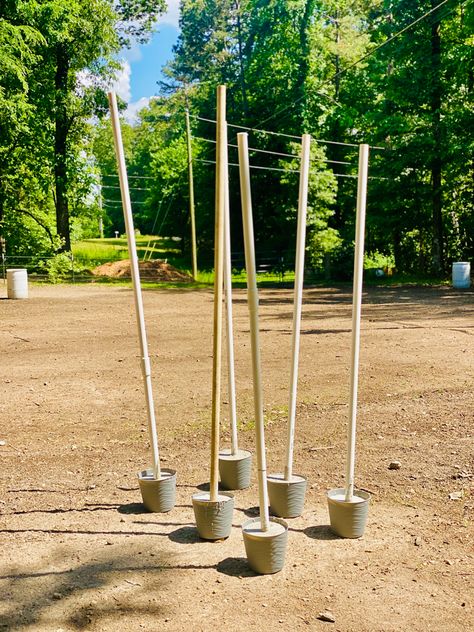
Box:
[1,1,473,277]
[0,0,164,258]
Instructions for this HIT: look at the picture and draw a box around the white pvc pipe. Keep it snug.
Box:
[284,133,311,481]
[209,85,226,502]
[345,143,369,501]
[223,122,239,455]
[237,132,270,531]
[108,92,161,480]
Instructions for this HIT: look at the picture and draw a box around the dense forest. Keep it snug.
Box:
[1,0,473,278]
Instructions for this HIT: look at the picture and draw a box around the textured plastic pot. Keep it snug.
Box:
[242,517,288,574]
[7,268,28,299]
[192,491,234,540]
[138,468,177,513]
[327,488,370,538]
[267,472,307,518]
[218,448,252,490]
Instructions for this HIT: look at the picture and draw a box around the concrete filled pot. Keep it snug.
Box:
[192,491,234,540]
[218,448,252,490]
[138,468,177,513]
[242,516,288,574]
[327,488,370,538]
[267,472,307,518]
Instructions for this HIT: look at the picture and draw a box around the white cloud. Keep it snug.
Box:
[121,42,143,64]
[124,96,155,124]
[110,60,132,103]
[159,0,180,28]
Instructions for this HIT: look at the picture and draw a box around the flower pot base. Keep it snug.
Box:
[327,488,370,538]
[218,448,252,490]
[138,468,177,513]
[192,491,234,540]
[242,517,288,574]
[267,472,307,518]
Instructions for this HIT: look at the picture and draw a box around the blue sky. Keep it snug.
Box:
[113,1,180,121]
[129,24,178,100]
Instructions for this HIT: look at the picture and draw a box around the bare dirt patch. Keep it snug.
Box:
[91,259,193,282]
[0,283,473,631]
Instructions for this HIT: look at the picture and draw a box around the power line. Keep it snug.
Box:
[103,199,149,206]
[192,134,356,167]
[102,173,154,180]
[100,184,152,192]
[195,157,358,178]
[192,114,366,148]
[256,0,459,130]
[193,114,301,140]
[193,113,383,149]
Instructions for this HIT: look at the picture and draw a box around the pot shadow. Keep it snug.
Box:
[216,557,257,578]
[235,505,259,518]
[302,525,340,540]
[118,503,193,515]
[117,503,148,515]
[168,526,201,544]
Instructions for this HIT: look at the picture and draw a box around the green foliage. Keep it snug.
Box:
[308,228,343,271]
[363,250,395,270]
[0,0,165,259]
[37,252,75,282]
[2,0,473,280]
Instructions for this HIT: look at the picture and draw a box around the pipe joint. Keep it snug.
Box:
[141,356,151,378]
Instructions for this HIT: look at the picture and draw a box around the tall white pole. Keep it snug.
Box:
[108,92,161,480]
[237,132,270,532]
[223,122,239,455]
[209,85,226,502]
[345,143,369,502]
[284,133,311,481]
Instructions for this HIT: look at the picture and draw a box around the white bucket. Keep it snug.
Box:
[7,268,28,299]
[452,262,471,289]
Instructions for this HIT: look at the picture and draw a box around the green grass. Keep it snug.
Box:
[72,238,453,289]
[72,240,128,264]
[72,236,185,268]
[72,237,297,286]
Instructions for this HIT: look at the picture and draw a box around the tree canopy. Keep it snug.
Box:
[1,0,472,278]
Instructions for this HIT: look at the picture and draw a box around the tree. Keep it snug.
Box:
[163,0,340,267]
[0,9,47,258]
[9,0,166,252]
[360,0,474,273]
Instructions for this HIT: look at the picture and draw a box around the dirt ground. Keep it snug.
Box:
[0,282,473,632]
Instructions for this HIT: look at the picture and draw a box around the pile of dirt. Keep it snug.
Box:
[91,259,193,282]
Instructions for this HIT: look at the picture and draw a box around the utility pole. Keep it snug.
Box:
[185,108,198,280]
[98,185,104,239]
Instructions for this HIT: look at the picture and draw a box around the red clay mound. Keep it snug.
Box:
[92,259,193,282]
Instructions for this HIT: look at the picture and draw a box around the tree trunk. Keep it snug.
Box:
[54,43,71,252]
[430,4,443,274]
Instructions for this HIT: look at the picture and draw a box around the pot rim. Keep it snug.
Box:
[327,487,370,504]
[138,467,177,482]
